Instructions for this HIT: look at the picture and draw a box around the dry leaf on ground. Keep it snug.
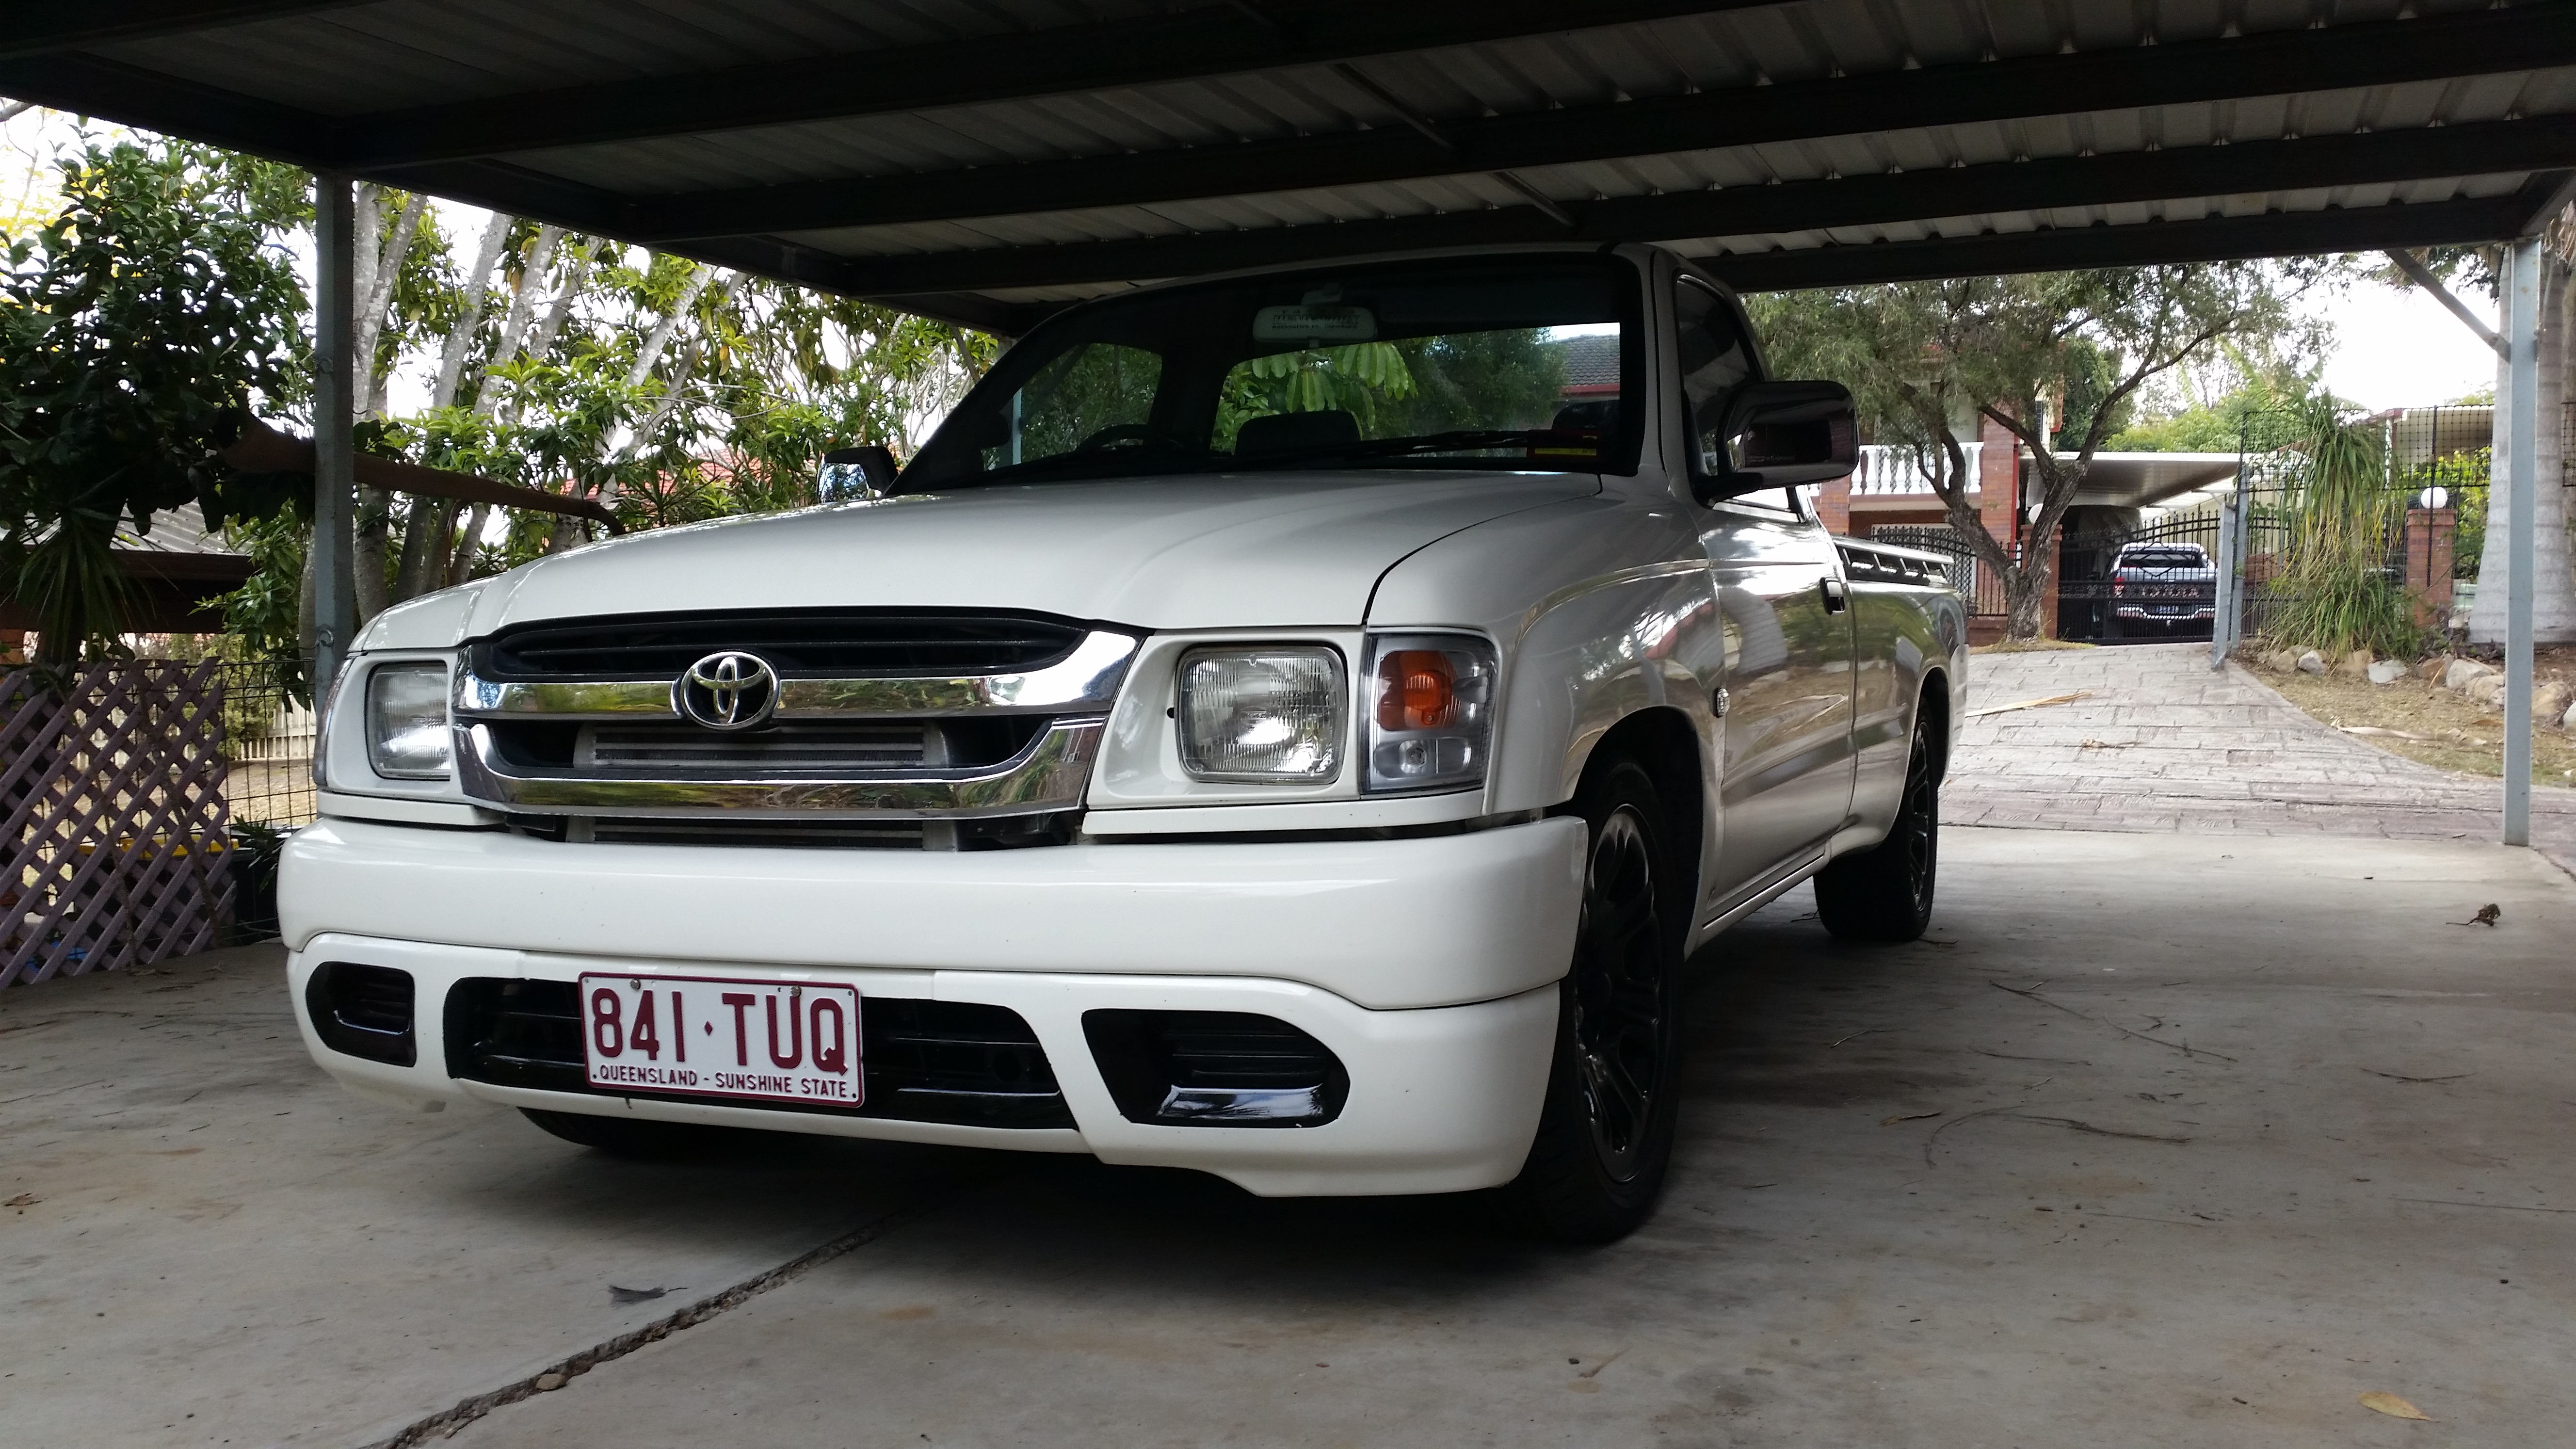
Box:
[1968,691,2091,718]
[2,1193,38,1207]
[2359,1391,2433,1421]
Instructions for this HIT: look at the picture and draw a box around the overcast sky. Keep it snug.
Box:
[0,104,2511,419]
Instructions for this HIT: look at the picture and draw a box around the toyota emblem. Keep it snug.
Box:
[675,651,778,729]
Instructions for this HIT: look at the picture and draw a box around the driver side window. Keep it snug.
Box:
[982,342,1164,470]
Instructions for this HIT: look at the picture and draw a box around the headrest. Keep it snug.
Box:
[1235,409,1361,454]
[1552,400,1619,435]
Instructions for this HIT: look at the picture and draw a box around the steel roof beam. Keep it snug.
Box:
[793,117,2574,296]
[1702,185,2557,292]
[0,0,371,62]
[330,0,1789,170]
[619,4,2576,242]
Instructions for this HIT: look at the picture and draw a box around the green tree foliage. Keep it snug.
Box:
[1391,329,1568,435]
[0,139,307,663]
[1215,342,1416,449]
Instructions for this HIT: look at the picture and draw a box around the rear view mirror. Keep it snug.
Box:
[1700,380,1858,501]
[820,445,899,501]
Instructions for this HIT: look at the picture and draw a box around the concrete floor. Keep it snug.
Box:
[5,827,2572,1448]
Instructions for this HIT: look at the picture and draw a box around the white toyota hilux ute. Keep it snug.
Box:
[283,243,1966,1241]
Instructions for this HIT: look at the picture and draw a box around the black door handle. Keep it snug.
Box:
[1820,577,1849,613]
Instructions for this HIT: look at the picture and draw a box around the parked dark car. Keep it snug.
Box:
[2105,542,2217,639]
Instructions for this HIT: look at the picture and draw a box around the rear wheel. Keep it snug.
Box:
[520,1108,750,1159]
[1502,754,1685,1243]
[1814,713,1939,943]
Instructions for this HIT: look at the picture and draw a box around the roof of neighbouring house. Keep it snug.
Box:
[1560,334,1621,394]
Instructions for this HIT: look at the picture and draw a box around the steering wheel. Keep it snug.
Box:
[1069,422,1182,458]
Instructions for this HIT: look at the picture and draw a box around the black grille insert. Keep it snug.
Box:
[443,979,1073,1128]
[585,818,930,850]
[480,610,1088,681]
[1083,1011,1348,1128]
[306,962,416,1066]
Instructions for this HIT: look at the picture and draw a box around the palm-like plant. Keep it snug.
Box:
[2264,398,2422,659]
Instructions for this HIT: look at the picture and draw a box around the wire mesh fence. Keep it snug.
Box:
[209,659,318,829]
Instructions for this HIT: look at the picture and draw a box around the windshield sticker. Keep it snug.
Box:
[1253,305,1377,343]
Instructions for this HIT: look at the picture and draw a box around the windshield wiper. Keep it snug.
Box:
[1227,430,1563,468]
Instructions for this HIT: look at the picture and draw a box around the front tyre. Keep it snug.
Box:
[1503,754,1685,1243]
[1813,712,1939,943]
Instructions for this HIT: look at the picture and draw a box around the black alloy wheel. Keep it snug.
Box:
[1570,805,1668,1180]
[1503,754,1685,1242]
[1814,710,1940,943]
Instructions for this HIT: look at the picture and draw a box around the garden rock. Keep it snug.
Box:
[2367,660,2409,685]
[2467,674,2506,706]
[2296,650,2327,675]
[2562,698,2576,733]
[2537,682,2574,726]
[2421,656,2450,681]
[2444,658,2497,692]
[2265,649,2300,674]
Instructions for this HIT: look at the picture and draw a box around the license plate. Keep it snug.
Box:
[578,973,862,1108]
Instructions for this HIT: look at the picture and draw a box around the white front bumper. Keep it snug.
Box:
[280,819,1583,1196]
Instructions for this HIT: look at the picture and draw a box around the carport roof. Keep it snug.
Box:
[2070,453,2246,512]
[6,1,2573,333]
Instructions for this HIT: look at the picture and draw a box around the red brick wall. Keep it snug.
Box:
[2402,507,2458,628]
[1816,470,1852,535]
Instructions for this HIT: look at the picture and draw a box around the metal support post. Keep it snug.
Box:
[2209,497,2239,670]
[310,172,358,694]
[2502,235,2541,847]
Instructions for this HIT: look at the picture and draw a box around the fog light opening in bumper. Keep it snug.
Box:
[1083,1010,1349,1128]
[306,961,417,1066]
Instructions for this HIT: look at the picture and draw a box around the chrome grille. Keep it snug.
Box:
[582,721,929,770]
[452,612,1136,832]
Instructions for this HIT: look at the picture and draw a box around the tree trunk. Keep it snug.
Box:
[351,487,392,623]
[446,502,491,587]
[2470,250,2576,644]
[433,214,515,411]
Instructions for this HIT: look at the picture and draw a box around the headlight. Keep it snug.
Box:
[1365,634,1495,793]
[1176,646,1346,782]
[365,661,453,779]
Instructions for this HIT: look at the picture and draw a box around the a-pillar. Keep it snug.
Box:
[311,174,358,692]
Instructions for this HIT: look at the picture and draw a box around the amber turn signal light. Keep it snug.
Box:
[1375,649,1458,731]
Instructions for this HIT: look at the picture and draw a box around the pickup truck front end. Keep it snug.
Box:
[283,243,1964,1240]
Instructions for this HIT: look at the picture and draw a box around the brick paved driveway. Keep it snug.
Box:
[1944,643,2576,871]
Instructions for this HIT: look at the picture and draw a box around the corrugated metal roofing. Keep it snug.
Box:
[5,0,2569,331]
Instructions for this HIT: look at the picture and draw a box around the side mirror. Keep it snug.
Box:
[820,445,899,501]
[1699,380,1858,501]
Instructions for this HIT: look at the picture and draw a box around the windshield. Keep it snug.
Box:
[902,255,1640,490]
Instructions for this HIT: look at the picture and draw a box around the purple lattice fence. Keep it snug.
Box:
[3,661,235,987]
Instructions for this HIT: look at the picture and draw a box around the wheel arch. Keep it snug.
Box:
[1916,665,1954,785]
[1555,706,1707,904]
